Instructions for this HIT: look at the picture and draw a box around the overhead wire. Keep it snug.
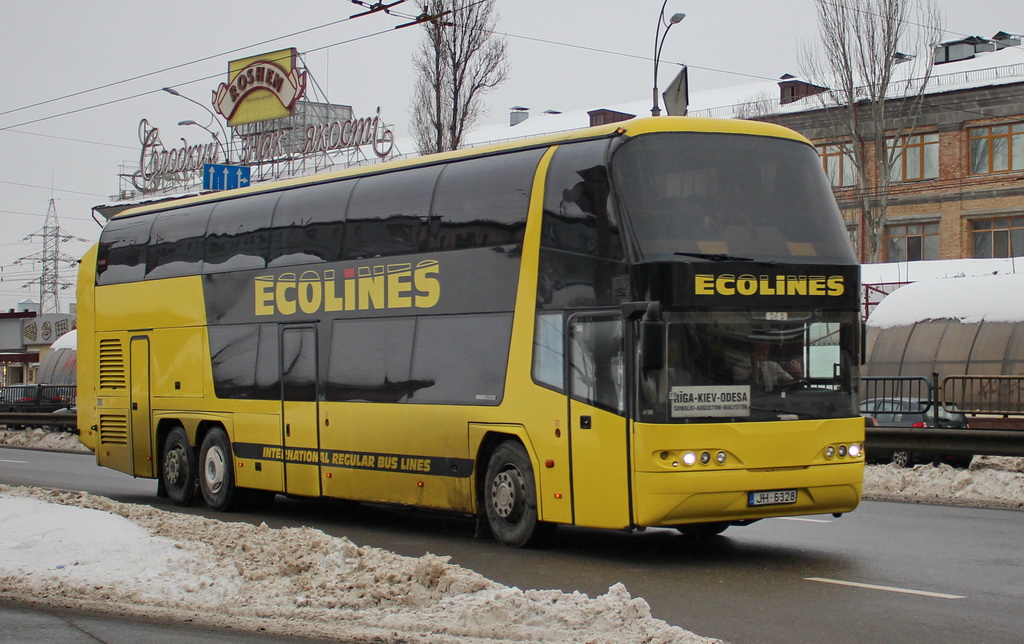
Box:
[0,1,1021,213]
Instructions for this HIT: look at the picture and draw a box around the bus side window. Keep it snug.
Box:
[428,149,543,252]
[146,204,213,280]
[270,181,352,266]
[208,324,259,399]
[281,327,317,402]
[327,318,416,403]
[542,139,623,260]
[204,193,276,273]
[96,214,155,285]
[409,313,512,405]
[569,318,624,413]
[532,312,565,392]
[344,166,442,260]
[254,324,280,399]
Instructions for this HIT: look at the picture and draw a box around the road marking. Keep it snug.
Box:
[775,517,832,523]
[0,458,29,464]
[806,577,965,599]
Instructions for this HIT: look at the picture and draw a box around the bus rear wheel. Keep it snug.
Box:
[199,428,240,511]
[162,426,197,506]
[483,441,553,548]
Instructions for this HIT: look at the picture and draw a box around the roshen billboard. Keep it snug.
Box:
[213,48,307,127]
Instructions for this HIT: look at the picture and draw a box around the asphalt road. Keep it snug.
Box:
[2,446,1023,643]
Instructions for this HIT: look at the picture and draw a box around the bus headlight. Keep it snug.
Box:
[825,446,836,459]
[838,445,848,458]
[848,444,862,458]
[682,452,697,466]
[716,451,727,465]
[700,451,711,465]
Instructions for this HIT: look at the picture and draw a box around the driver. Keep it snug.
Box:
[734,343,799,392]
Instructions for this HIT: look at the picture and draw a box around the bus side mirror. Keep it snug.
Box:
[639,303,664,372]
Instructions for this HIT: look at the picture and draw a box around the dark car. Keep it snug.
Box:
[0,384,74,414]
[859,397,973,468]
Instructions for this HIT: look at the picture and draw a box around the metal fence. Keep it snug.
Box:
[941,376,1024,416]
[862,374,1024,458]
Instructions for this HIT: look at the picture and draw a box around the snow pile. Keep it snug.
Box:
[0,485,716,644]
[0,428,89,453]
[863,456,1024,510]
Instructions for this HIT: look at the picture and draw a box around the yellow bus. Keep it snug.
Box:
[77,116,864,547]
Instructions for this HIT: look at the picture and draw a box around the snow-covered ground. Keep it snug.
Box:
[1,428,1022,642]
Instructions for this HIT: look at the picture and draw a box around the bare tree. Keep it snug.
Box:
[410,0,508,154]
[800,0,943,262]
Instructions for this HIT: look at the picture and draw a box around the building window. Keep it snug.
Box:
[972,216,1024,258]
[818,143,857,187]
[889,133,939,181]
[886,222,939,261]
[970,123,1024,174]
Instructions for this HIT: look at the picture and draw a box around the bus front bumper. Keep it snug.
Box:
[632,462,863,527]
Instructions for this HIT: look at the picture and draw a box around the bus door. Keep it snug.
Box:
[566,313,631,529]
[128,335,154,477]
[280,325,322,497]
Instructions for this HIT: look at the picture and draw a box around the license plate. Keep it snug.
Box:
[748,489,798,506]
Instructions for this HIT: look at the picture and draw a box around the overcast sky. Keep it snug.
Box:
[0,0,1018,314]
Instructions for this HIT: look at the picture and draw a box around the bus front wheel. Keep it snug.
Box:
[199,428,240,511]
[483,441,553,548]
[162,426,197,506]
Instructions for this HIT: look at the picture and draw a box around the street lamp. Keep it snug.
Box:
[178,119,226,163]
[652,3,685,116]
[178,119,218,139]
[162,86,231,157]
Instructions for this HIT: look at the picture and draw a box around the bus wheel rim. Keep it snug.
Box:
[165,448,182,485]
[492,469,521,520]
[205,446,226,494]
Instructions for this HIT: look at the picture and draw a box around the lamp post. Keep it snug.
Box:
[162,87,231,159]
[178,120,226,163]
[652,3,685,116]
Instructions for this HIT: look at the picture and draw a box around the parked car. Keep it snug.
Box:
[859,397,973,468]
[0,384,75,414]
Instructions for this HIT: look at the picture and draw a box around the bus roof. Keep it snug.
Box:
[111,116,810,221]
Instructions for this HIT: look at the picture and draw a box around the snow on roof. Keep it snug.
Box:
[867,269,1024,328]
[861,256,1024,284]
[468,42,1024,143]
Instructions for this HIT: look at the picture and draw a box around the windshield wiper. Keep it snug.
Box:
[675,251,753,262]
[750,406,818,420]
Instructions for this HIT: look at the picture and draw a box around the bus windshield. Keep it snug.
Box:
[611,132,857,265]
[638,309,859,423]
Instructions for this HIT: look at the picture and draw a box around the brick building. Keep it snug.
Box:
[481,31,1024,268]
[762,33,1024,265]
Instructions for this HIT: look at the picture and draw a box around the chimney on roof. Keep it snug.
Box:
[934,36,996,64]
[777,74,827,105]
[587,109,635,127]
[510,106,529,126]
[993,31,1022,49]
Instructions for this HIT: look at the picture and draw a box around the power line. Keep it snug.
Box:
[0,180,107,199]
[0,14,365,121]
[0,129,137,151]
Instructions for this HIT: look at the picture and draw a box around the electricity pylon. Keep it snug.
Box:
[17,199,84,314]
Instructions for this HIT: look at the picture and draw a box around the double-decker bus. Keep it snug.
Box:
[77,116,864,547]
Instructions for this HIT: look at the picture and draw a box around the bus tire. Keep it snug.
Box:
[483,441,552,548]
[199,428,240,511]
[162,426,197,506]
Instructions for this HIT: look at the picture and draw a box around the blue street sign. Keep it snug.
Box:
[203,164,252,191]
